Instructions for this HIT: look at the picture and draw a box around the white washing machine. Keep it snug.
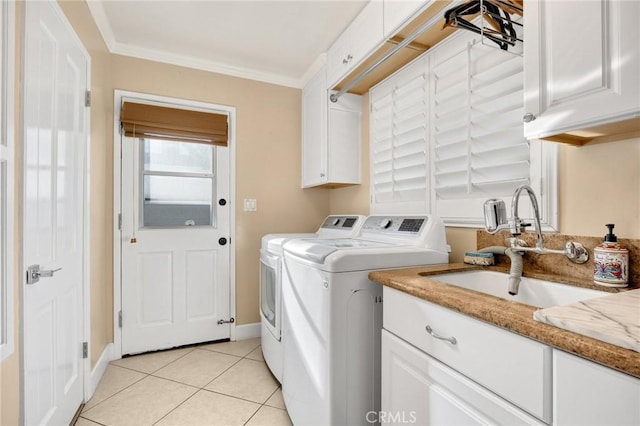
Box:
[281,215,449,426]
[260,215,366,383]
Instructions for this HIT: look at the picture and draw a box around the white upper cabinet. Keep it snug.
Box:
[302,67,362,188]
[524,0,640,141]
[326,1,384,87]
[383,0,429,38]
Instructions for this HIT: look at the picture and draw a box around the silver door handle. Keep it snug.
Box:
[425,325,457,345]
[26,264,62,285]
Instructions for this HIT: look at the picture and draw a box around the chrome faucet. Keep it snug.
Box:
[482,184,588,294]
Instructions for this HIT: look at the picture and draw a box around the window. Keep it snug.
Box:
[369,25,558,230]
[141,139,216,227]
[370,57,429,214]
[0,0,15,360]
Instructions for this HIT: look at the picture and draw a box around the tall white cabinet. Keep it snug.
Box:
[301,67,362,188]
[524,0,640,140]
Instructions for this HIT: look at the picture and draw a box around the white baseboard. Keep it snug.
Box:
[232,322,261,341]
[86,342,114,402]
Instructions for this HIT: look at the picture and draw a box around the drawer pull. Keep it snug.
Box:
[425,325,457,345]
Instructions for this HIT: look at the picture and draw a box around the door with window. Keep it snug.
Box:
[121,130,231,355]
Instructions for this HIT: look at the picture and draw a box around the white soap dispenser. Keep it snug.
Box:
[593,224,629,287]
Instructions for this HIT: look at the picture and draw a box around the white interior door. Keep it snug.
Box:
[120,124,231,355]
[23,1,88,424]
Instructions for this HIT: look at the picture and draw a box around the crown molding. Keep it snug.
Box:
[300,53,327,87]
[85,1,304,89]
[111,42,303,89]
[86,0,116,51]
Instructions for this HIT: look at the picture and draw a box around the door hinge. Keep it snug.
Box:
[82,342,88,359]
[118,213,122,231]
[118,310,122,328]
[85,90,91,107]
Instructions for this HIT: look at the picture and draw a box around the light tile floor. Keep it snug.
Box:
[78,338,291,426]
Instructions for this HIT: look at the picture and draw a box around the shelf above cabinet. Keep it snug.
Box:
[331,0,458,95]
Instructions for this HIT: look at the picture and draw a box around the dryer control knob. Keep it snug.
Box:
[332,218,341,226]
[380,218,392,229]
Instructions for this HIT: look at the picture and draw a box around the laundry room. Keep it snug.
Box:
[1,0,639,425]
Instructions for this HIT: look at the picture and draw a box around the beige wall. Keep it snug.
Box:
[57,0,115,370]
[110,55,330,325]
[330,102,640,261]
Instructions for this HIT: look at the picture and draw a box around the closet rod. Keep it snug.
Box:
[330,0,463,103]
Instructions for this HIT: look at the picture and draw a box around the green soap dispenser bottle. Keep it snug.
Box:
[593,224,629,287]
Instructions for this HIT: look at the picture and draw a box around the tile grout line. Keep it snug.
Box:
[151,388,201,426]
[82,347,197,418]
[84,341,277,425]
[80,370,150,416]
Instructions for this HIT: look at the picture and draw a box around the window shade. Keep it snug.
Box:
[120,102,228,146]
[370,58,429,213]
[432,41,528,199]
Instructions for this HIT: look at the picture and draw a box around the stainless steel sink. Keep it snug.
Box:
[428,270,606,308]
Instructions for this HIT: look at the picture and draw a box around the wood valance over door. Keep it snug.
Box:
[120,101,228,146]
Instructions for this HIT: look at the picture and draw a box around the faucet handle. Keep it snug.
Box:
[565,242,589,264]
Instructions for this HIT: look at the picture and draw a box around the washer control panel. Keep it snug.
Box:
[361,216,427,234]
[320,216,361,230]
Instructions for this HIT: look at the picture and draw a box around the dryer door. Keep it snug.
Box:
[260,250,281,339]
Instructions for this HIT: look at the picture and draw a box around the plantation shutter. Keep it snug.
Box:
[432,41,528,199]
[430,34,542,226]
[370,57,429,214]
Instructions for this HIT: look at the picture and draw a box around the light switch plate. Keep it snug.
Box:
[243,198,257,212]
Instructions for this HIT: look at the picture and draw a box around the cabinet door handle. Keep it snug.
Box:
[320,172,325,178]
[425,325,457,345]
[523,112,537,123]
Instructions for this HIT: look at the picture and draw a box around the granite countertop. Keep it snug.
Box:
[369,263,640,379]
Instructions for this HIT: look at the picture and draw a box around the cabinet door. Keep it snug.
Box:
[381,330,544,426]
[553,350,640,426]
[383,0,428,38]
[302,69,327,187]
[326,31,349,88]
[327,1,384,88]
[350,0,384,65]
[524,0,640,139]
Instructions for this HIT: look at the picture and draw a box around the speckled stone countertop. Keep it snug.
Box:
[369,263,640,379]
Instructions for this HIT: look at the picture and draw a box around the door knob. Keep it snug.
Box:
[219,238,228,246]
[26,264,62,285]
[218,199,227,206]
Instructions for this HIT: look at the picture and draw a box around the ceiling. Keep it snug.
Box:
[87,0,369,88]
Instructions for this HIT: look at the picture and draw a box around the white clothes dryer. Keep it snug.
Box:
[281,215,449,426]
[259,215,365,383]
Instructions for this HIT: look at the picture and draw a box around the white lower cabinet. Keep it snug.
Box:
[382,330,545,426]
[382,286,640,426]
[383,287,552,423]
[553,350,640,426]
